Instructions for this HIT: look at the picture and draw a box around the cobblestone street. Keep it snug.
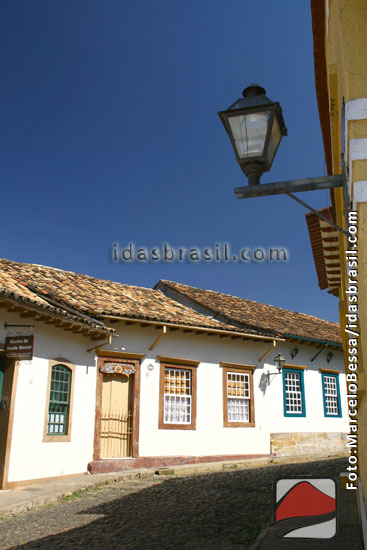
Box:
[0,458,361,550]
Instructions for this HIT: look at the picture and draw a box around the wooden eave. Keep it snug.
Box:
[306,208,341,296]
[0,298,114,340]
[100,314,284,343]
[282,333,341,350]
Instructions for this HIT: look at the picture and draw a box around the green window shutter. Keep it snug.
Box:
[47,364,71,435]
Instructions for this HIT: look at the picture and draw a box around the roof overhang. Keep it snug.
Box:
[282,333,342,350]
[101,314,284,343]
[0,297,115,340]
[306,208,341,296]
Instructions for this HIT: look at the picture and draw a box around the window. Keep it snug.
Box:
[322,373,342,417]
[164,367,191,424]
[47,364,71,435]
[222,364,255,427]
[43,360,75,441]
[283,368,306,417]
[158,361,197,430]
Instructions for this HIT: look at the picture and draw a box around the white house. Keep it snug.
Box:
[0,259,348,488]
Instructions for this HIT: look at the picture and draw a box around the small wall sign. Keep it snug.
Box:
[5,335,34,360]
[100,362,136,375]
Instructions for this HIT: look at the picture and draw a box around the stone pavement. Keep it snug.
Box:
[0,457,363,549]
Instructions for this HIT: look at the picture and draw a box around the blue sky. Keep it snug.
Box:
[1,1,338,322]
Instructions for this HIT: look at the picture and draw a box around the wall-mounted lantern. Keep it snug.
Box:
[218,84,349,236]
[218,84,287,186]
[273,352,286,372]
[266,352,286,384]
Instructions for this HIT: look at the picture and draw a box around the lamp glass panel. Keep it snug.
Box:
[265,116,282,166]
[228,111,271,159]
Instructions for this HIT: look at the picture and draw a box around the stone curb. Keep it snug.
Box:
[0,471,147,517]
[0,452,348,517]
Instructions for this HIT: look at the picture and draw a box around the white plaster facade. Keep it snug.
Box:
[107,324,349,457]
[0,312,97,483]
[0,311,349,486]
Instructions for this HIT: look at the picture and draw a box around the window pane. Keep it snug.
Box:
[229,111,271,158]
[164,395,191,424]
[228,398,249,422]
[164,368,191,424]
[47,365,71,435]
[324,375,339,416]
[265,116,282,166]
[227,372,250,422]
[227,372,250,398]
[284,371,303,414]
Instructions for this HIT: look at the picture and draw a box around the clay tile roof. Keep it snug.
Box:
[157,280,341,346]
[0,263,113,334]
[0,259,267,336]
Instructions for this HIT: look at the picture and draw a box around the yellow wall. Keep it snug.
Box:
[325,0,367,497]
[327,0,367,104]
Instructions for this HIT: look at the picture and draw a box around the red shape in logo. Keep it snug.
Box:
[276,481,336,521]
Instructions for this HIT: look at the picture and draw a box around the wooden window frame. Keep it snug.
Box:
[43,360,75,442]
[222,365,255,428]
[159,362,197,430]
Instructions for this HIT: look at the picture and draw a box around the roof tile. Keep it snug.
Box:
[157,280,341,345]
[0,259,265,336]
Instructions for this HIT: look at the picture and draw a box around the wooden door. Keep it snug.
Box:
[100,373,132,458]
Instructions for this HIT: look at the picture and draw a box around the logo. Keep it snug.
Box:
[271,477,338,540]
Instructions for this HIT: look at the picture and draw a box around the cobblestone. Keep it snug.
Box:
[0,458,362,549]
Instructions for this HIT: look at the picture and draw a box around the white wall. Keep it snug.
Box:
[105,324,272,456]
[262,343,349,434]
[0,311,349,483]
[101,324,349,457]
[0,312,97,482]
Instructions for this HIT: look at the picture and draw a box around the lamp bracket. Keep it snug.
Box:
[235,174,349,237]
[285,193,349,237]
[266,370,282,383]
[235,174,344,198]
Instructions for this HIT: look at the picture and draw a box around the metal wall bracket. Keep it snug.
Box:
[285,193,349,237]
[235,175,344,198]
[235,174,349,237]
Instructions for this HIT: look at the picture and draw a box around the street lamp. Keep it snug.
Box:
[218,84,287,186]
[218,83,349,237]
[273,353,286,372]
[266,352,286,384]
